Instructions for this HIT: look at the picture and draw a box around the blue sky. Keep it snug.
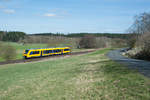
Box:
[0,0,150,34]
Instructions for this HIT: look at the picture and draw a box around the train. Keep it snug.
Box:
[23,47,71,59]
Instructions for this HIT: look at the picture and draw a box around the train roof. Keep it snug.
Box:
[25,47,70,50]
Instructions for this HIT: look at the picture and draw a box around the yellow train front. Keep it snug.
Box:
[23,47,71,59]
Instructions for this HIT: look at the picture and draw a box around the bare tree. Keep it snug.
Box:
[130,12,150,34]
[128,12,150,60]
[79,35,96,48]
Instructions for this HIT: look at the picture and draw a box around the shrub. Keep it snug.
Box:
[127,36,137,49]
[133,33,150,60]
[0,45,16,61]
[95,37,109,48]
[79,35,96,48]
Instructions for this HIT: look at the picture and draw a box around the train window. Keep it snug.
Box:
[55,50,57,52]
[44,50,52,54]
[49,50,52,53]
[58,49,61,52]
[44,50,48,54]
[30,51,39,55]
[35,51,39,54]
[53,50,57,53]
[53,49,61,53]
[55,49,61,52]
[25,50,29,54]
[43,50,46,54]
[64,49,70,51]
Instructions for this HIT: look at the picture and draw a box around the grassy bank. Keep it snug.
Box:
[0,42,47,61]
[0,42,88,61]
[0,48,150,100]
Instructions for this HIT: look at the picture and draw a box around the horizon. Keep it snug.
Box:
[0,0,150,34]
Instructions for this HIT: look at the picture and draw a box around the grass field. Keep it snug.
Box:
[0,42,47,61]
[0,42,88,61]
[0,48,150,100]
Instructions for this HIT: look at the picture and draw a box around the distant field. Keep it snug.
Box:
[0,42,88,61]
[0,48,150,100]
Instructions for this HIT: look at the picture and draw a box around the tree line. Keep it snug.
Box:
[0,31,133,42]
[31,33,133,39]
[0,31,26,42]
[0,30,134,43]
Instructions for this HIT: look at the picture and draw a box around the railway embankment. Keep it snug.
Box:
[0,49,96,66]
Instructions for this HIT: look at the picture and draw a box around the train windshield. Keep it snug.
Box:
[24,50,29,54]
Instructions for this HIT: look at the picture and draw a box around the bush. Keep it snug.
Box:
[133,33,150,60]
[127,36,137,49]
[0,44,16,61]
[95,37,111,48]
[79,35,96,48]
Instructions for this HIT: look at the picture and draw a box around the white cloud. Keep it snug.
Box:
[44,13,56,17]
[3,9,15,14]
[49,8,69,16]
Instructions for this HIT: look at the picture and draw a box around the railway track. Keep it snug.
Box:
[0,50,96,65]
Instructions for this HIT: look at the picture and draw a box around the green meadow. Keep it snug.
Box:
[0,48,150,100]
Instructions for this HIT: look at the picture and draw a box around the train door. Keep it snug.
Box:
[61,49,63,55]
[40,50,43,57]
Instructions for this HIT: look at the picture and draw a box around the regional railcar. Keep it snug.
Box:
[23,47,71,59]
